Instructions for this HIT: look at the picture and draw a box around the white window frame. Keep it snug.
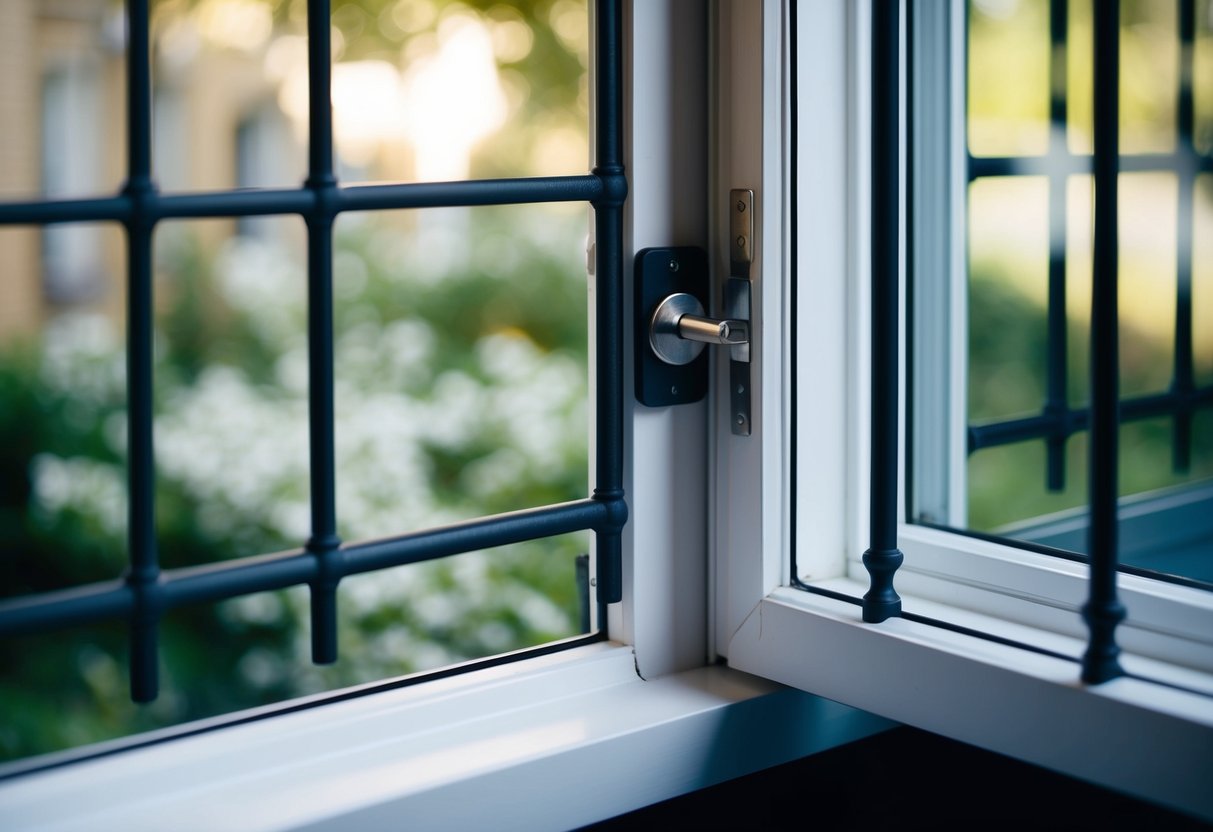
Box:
[719,0,1213,822]
[0,3,891,829]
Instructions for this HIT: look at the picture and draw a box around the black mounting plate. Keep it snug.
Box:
[634,246,709,407]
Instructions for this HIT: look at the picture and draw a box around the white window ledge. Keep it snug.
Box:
[729,582,1213,822]
[0,643,890,832]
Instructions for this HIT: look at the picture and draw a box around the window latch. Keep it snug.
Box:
[633,189,754,436]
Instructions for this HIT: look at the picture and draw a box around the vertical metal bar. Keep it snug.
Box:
[1081,0,1125,685]
[591,0,627,605]
[863,0,904,624]
[1044,0,1070,491]
[575,553,591,634]
[124,0,160,703]
[305,0,341,663]
[1172,0,1196,473]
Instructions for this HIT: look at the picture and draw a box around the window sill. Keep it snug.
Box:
[727,582,1213,822]
[0,643,889,831]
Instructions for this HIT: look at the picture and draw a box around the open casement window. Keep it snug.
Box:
[0,2,888,829]
[718,0,1213,822]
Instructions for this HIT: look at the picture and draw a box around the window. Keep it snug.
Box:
[1,2,1210,828]
[721,0,1213,821]
[0,0,623,761]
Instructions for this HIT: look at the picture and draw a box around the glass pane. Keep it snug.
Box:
[1196,175,1213,386]
[154,217,310,563]
[1197,0,1213,156]
[0,0,593,764]
[968,0,1050,157]
[332,204,588,538]
[914,2,1213,587]
[0,1,126,200]
[968,176,1049,422]
[1120,0,1178,155]
[0,224,128,595]
[145,0,589,189]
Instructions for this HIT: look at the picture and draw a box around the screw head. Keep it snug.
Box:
[736,414,745,426]
[668,259,680,272]
[736,235,746,249]
[671,385,679,395]
[736,200,746,213]
[736,384,745,395]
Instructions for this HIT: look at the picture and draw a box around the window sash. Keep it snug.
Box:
[716,8,1213,819]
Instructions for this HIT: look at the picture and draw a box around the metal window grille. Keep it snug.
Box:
[851,0,1192,684]
[0,0,627,704]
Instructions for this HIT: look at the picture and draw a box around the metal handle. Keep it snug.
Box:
[678,314,749,346]
[649,292,749,366]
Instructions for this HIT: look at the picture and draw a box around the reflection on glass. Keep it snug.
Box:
[1119,0,1178,154]
[0,0,591,762]
[1195,176,1213,386]
[1198,0,1213,155]
[968,0,1050,157]
[968,176,1049,422]
[919,2,1213,586]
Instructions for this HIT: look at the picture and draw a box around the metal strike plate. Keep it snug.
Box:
[634,247,709,407]
[729,189,753,436]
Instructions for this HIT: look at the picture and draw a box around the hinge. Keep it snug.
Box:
[633,188,754,437]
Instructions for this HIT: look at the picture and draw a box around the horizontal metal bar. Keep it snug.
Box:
[158,189,316,219]
[0,196,131,225]
[343,499,608,576]
[968,386,1213,453]
[337,175,603,212]
[0,499,606,638]
[162,550,317,608]
[0,176,604,227]
[968,150,1212,181]
[0,580,132,637]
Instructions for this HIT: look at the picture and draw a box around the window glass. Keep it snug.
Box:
[0,0,592,763]
[913,0,1213,586]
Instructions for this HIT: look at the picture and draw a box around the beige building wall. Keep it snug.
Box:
[0,0,44,341]
[0,0,307,345]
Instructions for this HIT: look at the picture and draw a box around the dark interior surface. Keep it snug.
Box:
[581,725,1213,831]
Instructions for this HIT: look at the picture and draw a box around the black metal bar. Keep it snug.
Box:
[126,0,153,195]
[163,552,318,608]
[1043,0,1069,491]
[337,176,603,212]
[343,500,609,575]
[862,0,903,624]
[1081,0,1125,685]
[0,582,132,638]
[967,385,1213,452]
[1172,0,1196,473]
[0,500,607,636]
[590,0,627,605]
[576,553,591,634]
[306,0,336,189]
[967,150,1213,179]
[0,196,132,225]
[158,189,316,218]
[304,0,341,665]
[123,0,160,704]
[0,177,603,227]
